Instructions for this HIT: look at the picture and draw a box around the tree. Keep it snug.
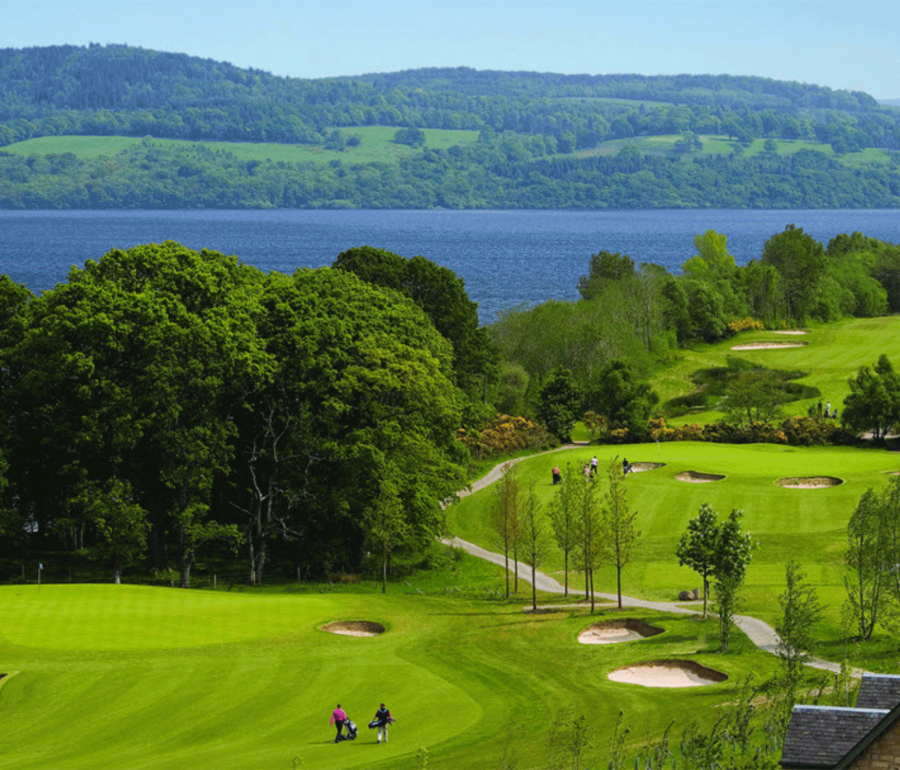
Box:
[844,488,888,640]
[365,478,409,594]
[602,457,640,609]
[492,461,521,599]
[577,251,636,301]
[575,474,603,613]
[761,224,826,322]
[714,509,755,652]
[519,483,550,612]
[676,503,720,618]
[842,355,900,441]
[536,366,582,443]
[549,463,580,597]
[588,359,658,440]
[722,370,784,427]
[394,126,426,147]
[776,561,824,689]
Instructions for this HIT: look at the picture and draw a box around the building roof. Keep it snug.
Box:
[780,706,888,768]
[855,673,900,711]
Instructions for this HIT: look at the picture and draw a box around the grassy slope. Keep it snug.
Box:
[0,127,479,166]
[654,316,900,425]
[0,583,779,770]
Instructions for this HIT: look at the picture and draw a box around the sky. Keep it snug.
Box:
[2,0,899,100]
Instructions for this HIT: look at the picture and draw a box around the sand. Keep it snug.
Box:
[321,620,385,637]
[773,330,808,335]
[731,341,808,350]
[676,471,725,483]
[776,476,842,489]
[629,462,665,473]
[578,619,663,645]
[608,660,727,688]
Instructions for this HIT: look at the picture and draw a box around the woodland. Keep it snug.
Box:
[0,44,899,208]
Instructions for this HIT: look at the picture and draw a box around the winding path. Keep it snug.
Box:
[444,454,864,677]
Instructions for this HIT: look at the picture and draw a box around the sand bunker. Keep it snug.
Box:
[578,619,664,645]
[776,476,843,489]
[676,471,725,483]
[629,462,665,473]
[731,341,808,350]
[321,620,385,637]
[608,660,727,688]
[773,330,808,335]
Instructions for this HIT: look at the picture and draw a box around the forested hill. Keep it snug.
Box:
[1,44,899,209]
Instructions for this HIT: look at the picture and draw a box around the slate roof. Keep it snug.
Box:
[779,706,888,768]
[855,673,900,711]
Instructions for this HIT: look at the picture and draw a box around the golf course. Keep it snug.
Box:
[2,316,900,769]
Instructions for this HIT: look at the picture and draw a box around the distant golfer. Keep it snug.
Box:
[623,457,632,475]
[331,703,348,743]
[590,456,599,476]
[552,465,561,485]
[370,703,394,743]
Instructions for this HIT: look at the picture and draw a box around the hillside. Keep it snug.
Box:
[0,44,899,209]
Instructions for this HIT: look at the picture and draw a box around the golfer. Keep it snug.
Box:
[371,703,394,743]
[330,703,348,743]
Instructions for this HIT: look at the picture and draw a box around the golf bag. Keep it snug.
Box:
[344,719,358,741]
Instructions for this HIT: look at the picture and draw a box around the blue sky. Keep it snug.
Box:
[2,1,898,99]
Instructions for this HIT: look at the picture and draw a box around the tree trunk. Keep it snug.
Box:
[563,551,568,597]
[589,569,595,614]
[504,546,510,598]
[617,564,623,610]
[531,563,537,612]
[513,544,518,593]
[382,553,387,594]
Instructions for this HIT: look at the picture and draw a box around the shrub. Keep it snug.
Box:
[727,317,765,335]
[457,414,557,459]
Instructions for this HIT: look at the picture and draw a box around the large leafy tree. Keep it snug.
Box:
[842,354,900,441]
[536,366,582,443]
[587,359,658,440]
[761,224,826,322]
[332,246,499,398]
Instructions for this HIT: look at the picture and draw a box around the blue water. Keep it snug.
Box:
[1,209,899,324]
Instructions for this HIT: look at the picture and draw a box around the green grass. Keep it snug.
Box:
[444,441,900,648]
[0,581,783,770]
[0,127,480,166]
[652,316,900,424]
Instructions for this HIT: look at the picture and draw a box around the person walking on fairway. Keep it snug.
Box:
[330,703,348,743]
[371,703,394,743]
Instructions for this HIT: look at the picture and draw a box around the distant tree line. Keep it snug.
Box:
[1,135,899,210]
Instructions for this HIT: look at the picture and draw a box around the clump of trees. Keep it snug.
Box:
[676,503,755,650]
[0,242,477,585]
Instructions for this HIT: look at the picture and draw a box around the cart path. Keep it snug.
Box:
[446,453,867,677]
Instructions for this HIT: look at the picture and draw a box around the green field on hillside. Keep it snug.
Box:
[0,127,480,166]
[577,134,894,164]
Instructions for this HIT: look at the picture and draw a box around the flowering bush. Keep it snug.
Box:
[727,317,765,335]
[457,414,557,459]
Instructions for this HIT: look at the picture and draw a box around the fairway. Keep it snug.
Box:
[445,440,900,642]
[0,583,781,770]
